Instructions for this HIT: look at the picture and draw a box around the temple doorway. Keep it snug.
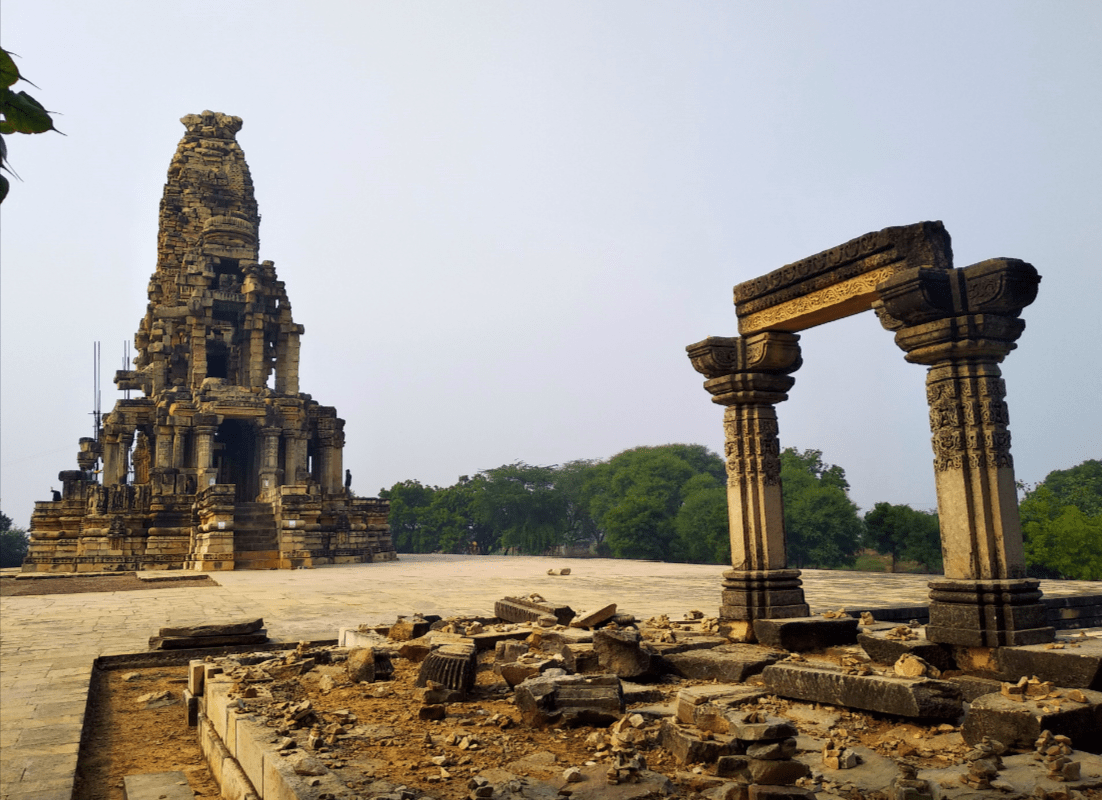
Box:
[214,419,259,501]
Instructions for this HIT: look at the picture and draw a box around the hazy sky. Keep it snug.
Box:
[2,2,1100,530]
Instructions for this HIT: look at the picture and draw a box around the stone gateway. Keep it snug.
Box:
[24,111,397,572]
[688,222,1052,648]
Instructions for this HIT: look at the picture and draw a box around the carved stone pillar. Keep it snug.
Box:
[687,331,808,638]
[194,424,218,489]
[102,431,122,486]
[285,432,308,485]
[275,327,302,395]
[118,430,135,485]
[258,426,281,499]
[155,425,174,469]
[877,257,1053,647]
[172,428,187,469]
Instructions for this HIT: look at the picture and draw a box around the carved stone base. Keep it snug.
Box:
[719,569,810,622]
[926,579,1055,647]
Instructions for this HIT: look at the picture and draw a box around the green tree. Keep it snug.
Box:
[474,463,566,555]
[555,459,602,551]
[864,502,942,573]
[585,444,725,561]
[672,472,730,564]
[1,510,29,568]
[1,47,60,203]
[781,448,863,569]
[380,480,438,553]
[1019,460,1102,580]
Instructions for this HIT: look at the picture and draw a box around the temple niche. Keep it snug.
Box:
[24,111,397,572]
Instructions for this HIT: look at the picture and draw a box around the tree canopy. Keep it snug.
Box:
[1,510,29,568]
[1019,459,1102,580]
[1,47,60,204]
[864,502,942,573]
[780,448,863,569]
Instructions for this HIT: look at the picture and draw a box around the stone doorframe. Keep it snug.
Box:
[687,221,1053,647]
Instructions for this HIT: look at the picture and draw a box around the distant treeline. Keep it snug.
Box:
[380,444,936,571]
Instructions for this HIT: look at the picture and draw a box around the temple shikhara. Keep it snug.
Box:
[24,111,397,571]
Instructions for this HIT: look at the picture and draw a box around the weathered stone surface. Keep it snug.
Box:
[495,596,575,626]
[947,675,1003,703]
[594,628,653,678]
[746,738,797,760]
[565,764,676,800]
[677,685,767,729]
[747,788,816,800]
[994,636,1102,690]
[415,643,477,697]
[571,603,617,629]
[122,771,195,800]
[857,632,955,673]
[663,644,781,682]
[729,713,797,742]
[961,688,1102,752]
[499,657,558,688]
[388,615,432,641]
[762,663,962,719]
[749,758,809,785]
[514,673,623,728]
[158,618,263,637]
[753,617,858,651]
[346,646,393,683]
[149,631,268,650]
[659,720,736,764]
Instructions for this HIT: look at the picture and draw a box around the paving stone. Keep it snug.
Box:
[762,663,962,719]
[960,688,1102,752]
[122,771,195,800]
[752,617,859,651]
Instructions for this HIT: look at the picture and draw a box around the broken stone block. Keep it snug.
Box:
[960,687,1102,751]
[546,567,571,576]
[994,636,1102,690]
[894,653,941,679]
[857,631,955,673]
[715,754,751,778]
[659,719,736,765]
[752,617,858,651]
[415,643,477,697]
[514,673,623,728]
[663,644,781,682]
[346,646,393,683]
[571,603,617,629]
[494,639,529,667]
[762,662,962,719]
[676,685,767,727]
[746,788,816,800]
[495,596,575,626]
[499,656,559,688]
[387,615,432,641]
[947,674,1003,702]
[749,758,809,785]
[730,712,797,742]
[594,627,653,679]
[747,738,797,760]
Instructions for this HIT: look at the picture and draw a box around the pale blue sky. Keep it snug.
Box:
[2,2,1100,528]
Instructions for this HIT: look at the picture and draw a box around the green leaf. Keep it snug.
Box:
[2,89,54,133]
[0,49,19,90]
[0,173,9,204]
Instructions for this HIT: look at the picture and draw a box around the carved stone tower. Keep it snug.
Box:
[24,111,397,571]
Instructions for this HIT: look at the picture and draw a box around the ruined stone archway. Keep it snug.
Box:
[687,222,1052,648]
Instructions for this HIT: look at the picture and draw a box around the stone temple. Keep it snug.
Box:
[24,111,397,572]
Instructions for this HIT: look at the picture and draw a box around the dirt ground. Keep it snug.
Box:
[74,665,221,800]
[0,574,217,596]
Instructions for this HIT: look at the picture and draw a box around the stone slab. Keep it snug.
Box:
[663,645,782,682]
[122,771,195,800]
[156,618,263,638]
[149,631,269,650]
[960,688,1102,752]
[857,632,955,673]
[762,663,962,719]
[496,597,575,626]
[753,617,858,651]
[994,636,1102,690]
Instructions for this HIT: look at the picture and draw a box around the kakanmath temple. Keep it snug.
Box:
[24,111,397,572]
